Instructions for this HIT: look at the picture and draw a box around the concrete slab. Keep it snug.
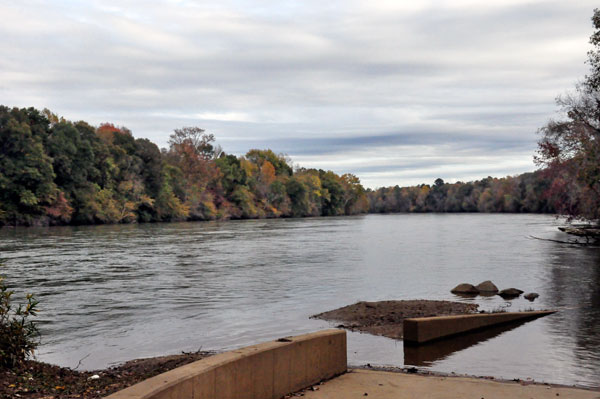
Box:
[301,369,600,399]
[404,310,556,343]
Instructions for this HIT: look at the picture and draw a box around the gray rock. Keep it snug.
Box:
[475,280,499,293]
[498,288,524,299]
[451,283,479,295]
[524,293,539,301]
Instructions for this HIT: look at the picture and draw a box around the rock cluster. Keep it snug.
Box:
[450,282,538,301]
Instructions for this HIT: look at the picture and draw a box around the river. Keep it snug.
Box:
[0,214,598,387]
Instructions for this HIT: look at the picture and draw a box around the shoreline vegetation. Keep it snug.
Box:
[1,106,559,228]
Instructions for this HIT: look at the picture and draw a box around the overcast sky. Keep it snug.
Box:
[0,1,596,187]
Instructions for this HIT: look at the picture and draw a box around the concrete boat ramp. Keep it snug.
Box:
[301,369,599,399]
[106,311,599,399]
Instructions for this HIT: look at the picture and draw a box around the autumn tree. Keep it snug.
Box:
[167,127,220,219]
[536,9,600,223]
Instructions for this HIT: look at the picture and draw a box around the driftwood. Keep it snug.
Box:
[558,226,600,237]
[557,226,600,245]
[528,235,600,248]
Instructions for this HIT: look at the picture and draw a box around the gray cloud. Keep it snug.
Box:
[0,0,595,187]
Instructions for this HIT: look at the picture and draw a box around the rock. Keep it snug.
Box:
[450,283,479,295]
[524,293,539,301]
[475,280,499,293]
[498,288,524,299]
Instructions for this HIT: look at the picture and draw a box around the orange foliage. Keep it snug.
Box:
[96,123,129,144]
[260,161,276,185]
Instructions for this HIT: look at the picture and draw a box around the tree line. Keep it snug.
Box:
[0,104,561,227]
[367,174,555,214]
[0,107,369,226]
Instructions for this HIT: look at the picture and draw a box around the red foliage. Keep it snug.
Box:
[45,191,74,223]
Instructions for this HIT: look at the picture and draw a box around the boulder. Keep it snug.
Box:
[498,288,524,299]
[475,280,499,293]
[524,293,539,301]
[451,283,479,295]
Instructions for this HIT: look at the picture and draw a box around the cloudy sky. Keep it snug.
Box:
[1,1,596,187]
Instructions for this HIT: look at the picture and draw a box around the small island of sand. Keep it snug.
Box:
[312,300,479,339]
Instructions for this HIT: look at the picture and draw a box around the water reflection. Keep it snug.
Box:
[544,246,600,383]
[404,318,542,367]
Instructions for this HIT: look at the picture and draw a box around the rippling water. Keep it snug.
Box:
[0,214,598,387]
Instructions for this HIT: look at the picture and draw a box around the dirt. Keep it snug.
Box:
[312,300,479,339]
[0,351,213,399]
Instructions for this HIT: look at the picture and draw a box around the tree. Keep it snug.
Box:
[169,127,215,160]
[0,107,57,225]
[536,9,600,222]
[286,177,310,217]
[245,149,293,176]
[167,127,219,219]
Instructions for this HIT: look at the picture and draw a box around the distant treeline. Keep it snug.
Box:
[367,174,555,214]
[0,106,555,227]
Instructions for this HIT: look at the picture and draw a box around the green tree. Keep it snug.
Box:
[0,107,57,225]
[286,177,310,217]
[319,170,345,216]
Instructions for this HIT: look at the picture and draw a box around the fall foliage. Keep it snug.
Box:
[0,107,369,226]
[535,9,600,223]
[367,174,554,214]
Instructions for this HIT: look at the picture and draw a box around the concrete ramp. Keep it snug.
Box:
[403,310,556,344]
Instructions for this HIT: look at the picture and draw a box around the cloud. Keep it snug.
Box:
[0,0,596,187]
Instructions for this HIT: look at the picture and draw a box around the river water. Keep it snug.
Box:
[0,214,598,388]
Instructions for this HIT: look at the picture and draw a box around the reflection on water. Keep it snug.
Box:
[403,317,547,367]
[544,247,600,386]
[0,214,599,388]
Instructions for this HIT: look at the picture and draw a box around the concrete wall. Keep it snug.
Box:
[403,310,555,344]
[105,329,347,399]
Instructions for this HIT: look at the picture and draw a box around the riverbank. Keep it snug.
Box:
[6,355,598,399]
[0,351,212,399]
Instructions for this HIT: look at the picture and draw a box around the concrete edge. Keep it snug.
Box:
[404,310,556,344]
[350,367,600,392]
[105,329,347,399]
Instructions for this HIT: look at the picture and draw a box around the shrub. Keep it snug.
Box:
[0,275,40,368]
